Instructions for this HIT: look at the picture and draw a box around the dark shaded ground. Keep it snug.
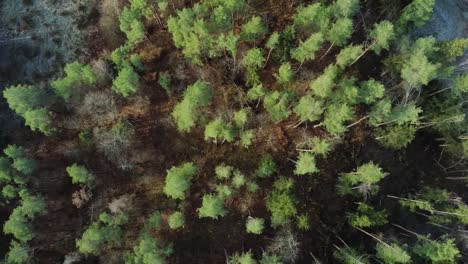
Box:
[1,0,466,263]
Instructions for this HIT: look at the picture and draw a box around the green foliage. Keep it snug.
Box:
[247,84,267,101]
[266,178,297,227]
[129,0,154,18]
[401,50,439,87]
[398,0,435,28]
[375,243,411,264]
[4,209,33,242]
[310,65,339,98]
[310,137,331,157]
[3,191,45,244]
[12,157,37,176]
[158,1,168,13]
[120,7,146,44]
[260,253,281,264]
[347,203,388,228]
[246,217,265,234]
[130,54,144,70]
[256,155,277,178]
[66,164,95,187]
[333,0,360,18]
[336,45,363,68]
[293,3,331,33]
[216,184,233,198]
[18,190,46,218]
[241,16,267,41]
[4,145,37,176]
[51,62,97,101]
[274,63,294,87]
[224,32,240,58]
[99,212,129,227]
[159,72,172,95]
[167,2,244,64]
[163,162,197,200]
[167,8,203,64]
[413,237,460,263]
[331,77,360,104]
[23,108,54,135]
[2,184,17,200]
[4,145,24,161]
[242,48,265,85]
[230,251,257,264]
[263,91,294,123]
[369,21,395,54]
[215,164,233,179]
[112,62,140,97]
[374,124,417,150]
[124,235,171,264]
[368,98,392,126]
[323,103,353,135]
[451,73,468,98]
[79,130,93,146]
[273,177,294,191]
[294,152,318,176]
[438,38,468,62]
[296,214,310,231]
[400,198,434,213]
[369,100,421,132]
[3,85,47,115]
[215,163,234,180]
[77,212,128,255]
[390,104,422,125]
[337,162,388,197]
[358,79,385,104]
[204,119,236,143]
[291,33,324,62]
[399,187,468,225]
[334,247,369,264]
[266,32,280,50]
[327,18,353,46]
[231,170,246,189]
[145,211,162,231]
[168,211,185,230]
[172,81,213,132]
[246,181,259,193]
[233,108,250,128]
[239,130,255,148]
[111,45,132,68]
[77,223,119,255]
[6,241,30,264]
[276,25,297,62]
[294,95,324,123]
[0,156,13,183]
[197,193,226,219]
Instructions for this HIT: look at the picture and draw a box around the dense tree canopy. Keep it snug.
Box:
[66,164,95,187]
[197,194,226,219]
[3,0,468,263]
[337,162,388,198]
[172,81,214,132]
[163,162,197,200]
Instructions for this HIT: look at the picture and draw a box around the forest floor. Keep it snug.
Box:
[1,0,464,263]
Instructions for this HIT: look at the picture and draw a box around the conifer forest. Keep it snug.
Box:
[0,0,467,263]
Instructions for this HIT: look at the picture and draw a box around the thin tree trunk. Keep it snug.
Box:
[347,115,369,128]
[297,59,305,71]
[319,42,335,61]
[350,42,375,66]
[354,227,390,247]
[428,87,451,97]
[264,48,273,67]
